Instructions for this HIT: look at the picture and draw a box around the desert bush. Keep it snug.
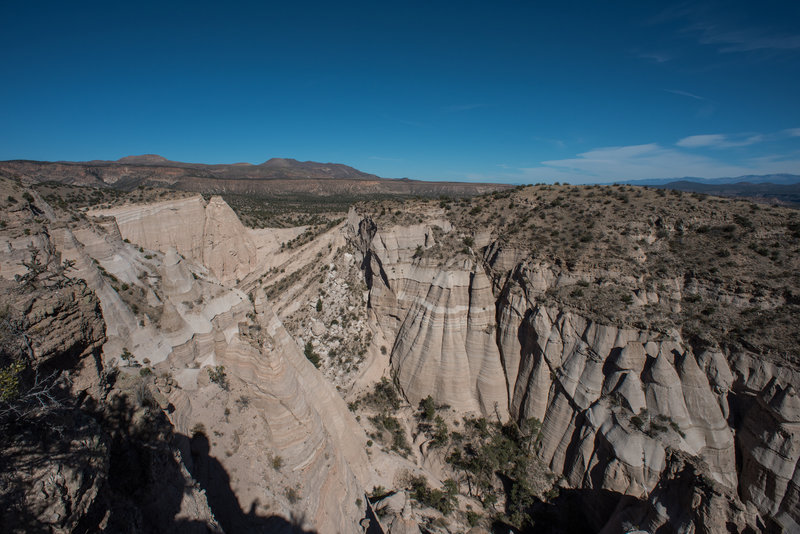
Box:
[363,376,402,411]
[304,341,321,368]
[272,455,284,470]
[419,395,436,420]
[405,474,458,516]
[207,365,228,390]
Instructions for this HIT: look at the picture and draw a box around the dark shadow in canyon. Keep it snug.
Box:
[490,485,631,534]
[179,430,318,534]
[1,381,320,534]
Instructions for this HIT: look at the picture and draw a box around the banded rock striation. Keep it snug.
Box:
[345,207,800,532]
[89,195,257,283]
[0,182,373,532]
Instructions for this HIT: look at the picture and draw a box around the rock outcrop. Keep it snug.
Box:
[345,209,800,532]
[738,379,800,531]
[600,450,757,534]
[1,183,372,532]
[0,264,221,534]
[90,195,257,283]
[350,215,509,418]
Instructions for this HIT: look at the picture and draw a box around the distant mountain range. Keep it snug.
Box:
[619,174,800,187]
[615,174,800,206]
[100,154,382,181]
[0,155,509,197]
[2,155,798,204]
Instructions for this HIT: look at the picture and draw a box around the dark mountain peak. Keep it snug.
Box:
[117,154,170,165]
[260,157,300,167]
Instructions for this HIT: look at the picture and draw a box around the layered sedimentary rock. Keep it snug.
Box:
[90,196,208,260]
[6,179,799,532]
[499,304,738,494]
[738,379,800,531]
[600,450,756,534]
[193,291,370,532]
[156,288,370,533]
[201,196,257,283]
[349,214,508,418]
[347,211,799,532]
[392,268,508,417]
[1,185,372,532]
[90,195,257,283]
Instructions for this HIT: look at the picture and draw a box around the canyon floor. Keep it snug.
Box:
[1,178,799,533]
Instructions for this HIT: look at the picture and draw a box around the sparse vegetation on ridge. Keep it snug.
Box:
[357,184,800,364]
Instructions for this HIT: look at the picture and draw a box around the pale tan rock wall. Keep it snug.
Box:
[738,379,800,531]
[348,214,751,509]
[90,196,257,283]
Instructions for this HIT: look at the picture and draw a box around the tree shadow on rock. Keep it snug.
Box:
[180,431,317,534]
[1,381,319,534]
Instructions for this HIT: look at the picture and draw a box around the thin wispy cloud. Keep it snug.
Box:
[677,133,763,148]
[652,4,800,55]
[517,143,749,182]
[443,130,800,184]
[693,23,800,53]
[664,89,710,101]
[636,51,672,63]
[494,133,800,183]
[646,3,704,27]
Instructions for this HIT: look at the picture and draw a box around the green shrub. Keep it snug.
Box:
[272,455,284,470]
[304,342,321,368]
[419,395,435,420]
[363,377,401,411]
[285,486,300,504]
[466,510,482,527]
[406,475,458,516]
[0,361,25,403]
[208,365,228,390]
[120,347,135,367]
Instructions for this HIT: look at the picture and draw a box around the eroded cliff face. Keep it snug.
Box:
[353,215,509,419]
[0,185,372,533]
[5,178,799,533]
[345,208,800,532]
[737,379,800,531]
[89,195,257,283]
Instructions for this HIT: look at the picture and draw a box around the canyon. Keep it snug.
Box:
[1,177,798,533]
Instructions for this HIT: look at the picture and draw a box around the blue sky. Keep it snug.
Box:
[1,1,799,184]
